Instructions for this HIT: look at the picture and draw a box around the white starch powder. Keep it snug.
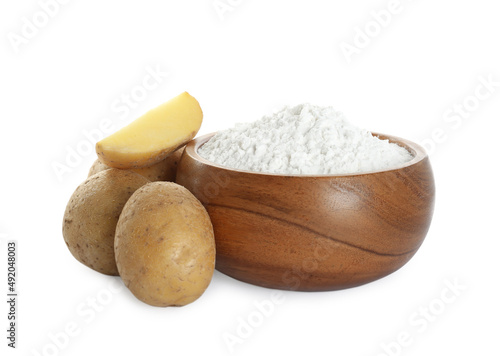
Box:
[198,104,413,175]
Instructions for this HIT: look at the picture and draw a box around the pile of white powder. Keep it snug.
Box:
[198,104,412,175]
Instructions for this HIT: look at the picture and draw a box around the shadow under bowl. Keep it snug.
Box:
[176,133,435,291]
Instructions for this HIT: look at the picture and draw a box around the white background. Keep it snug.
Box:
[1,0,499,355]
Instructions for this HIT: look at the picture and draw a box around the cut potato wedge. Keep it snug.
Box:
[96,92,202,169]
[88,147,184,182]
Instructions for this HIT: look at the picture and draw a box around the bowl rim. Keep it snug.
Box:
[185,132,429,178]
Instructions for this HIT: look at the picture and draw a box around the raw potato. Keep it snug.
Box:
[87,159,109,177]
[62,169,150,275]
[115,182,216,307]
[88,147,184,182]
[96,92,202,169]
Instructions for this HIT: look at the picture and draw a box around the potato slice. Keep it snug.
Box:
[96,92,202,169]
[88,147,184,182]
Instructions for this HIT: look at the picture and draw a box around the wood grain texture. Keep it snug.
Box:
[176,133,435,291]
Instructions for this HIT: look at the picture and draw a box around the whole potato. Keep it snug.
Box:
[63,169,150,275]
[88,147,184,182]
[115,182,215,307]
[87,158,109,177]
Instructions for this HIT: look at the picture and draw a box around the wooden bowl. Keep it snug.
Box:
[176,133,435,291]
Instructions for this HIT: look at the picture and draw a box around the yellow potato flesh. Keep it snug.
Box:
[96,92,202,169]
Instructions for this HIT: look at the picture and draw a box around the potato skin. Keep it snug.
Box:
[89,147,184,182]
[63,169,150,275]
[87,158,109,177]
[115,182,215,307]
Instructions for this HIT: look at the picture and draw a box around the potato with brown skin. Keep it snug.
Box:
[88,147,184,182]
[115,182,215,307]
[63,169,150,275]
[87,159,109,177]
